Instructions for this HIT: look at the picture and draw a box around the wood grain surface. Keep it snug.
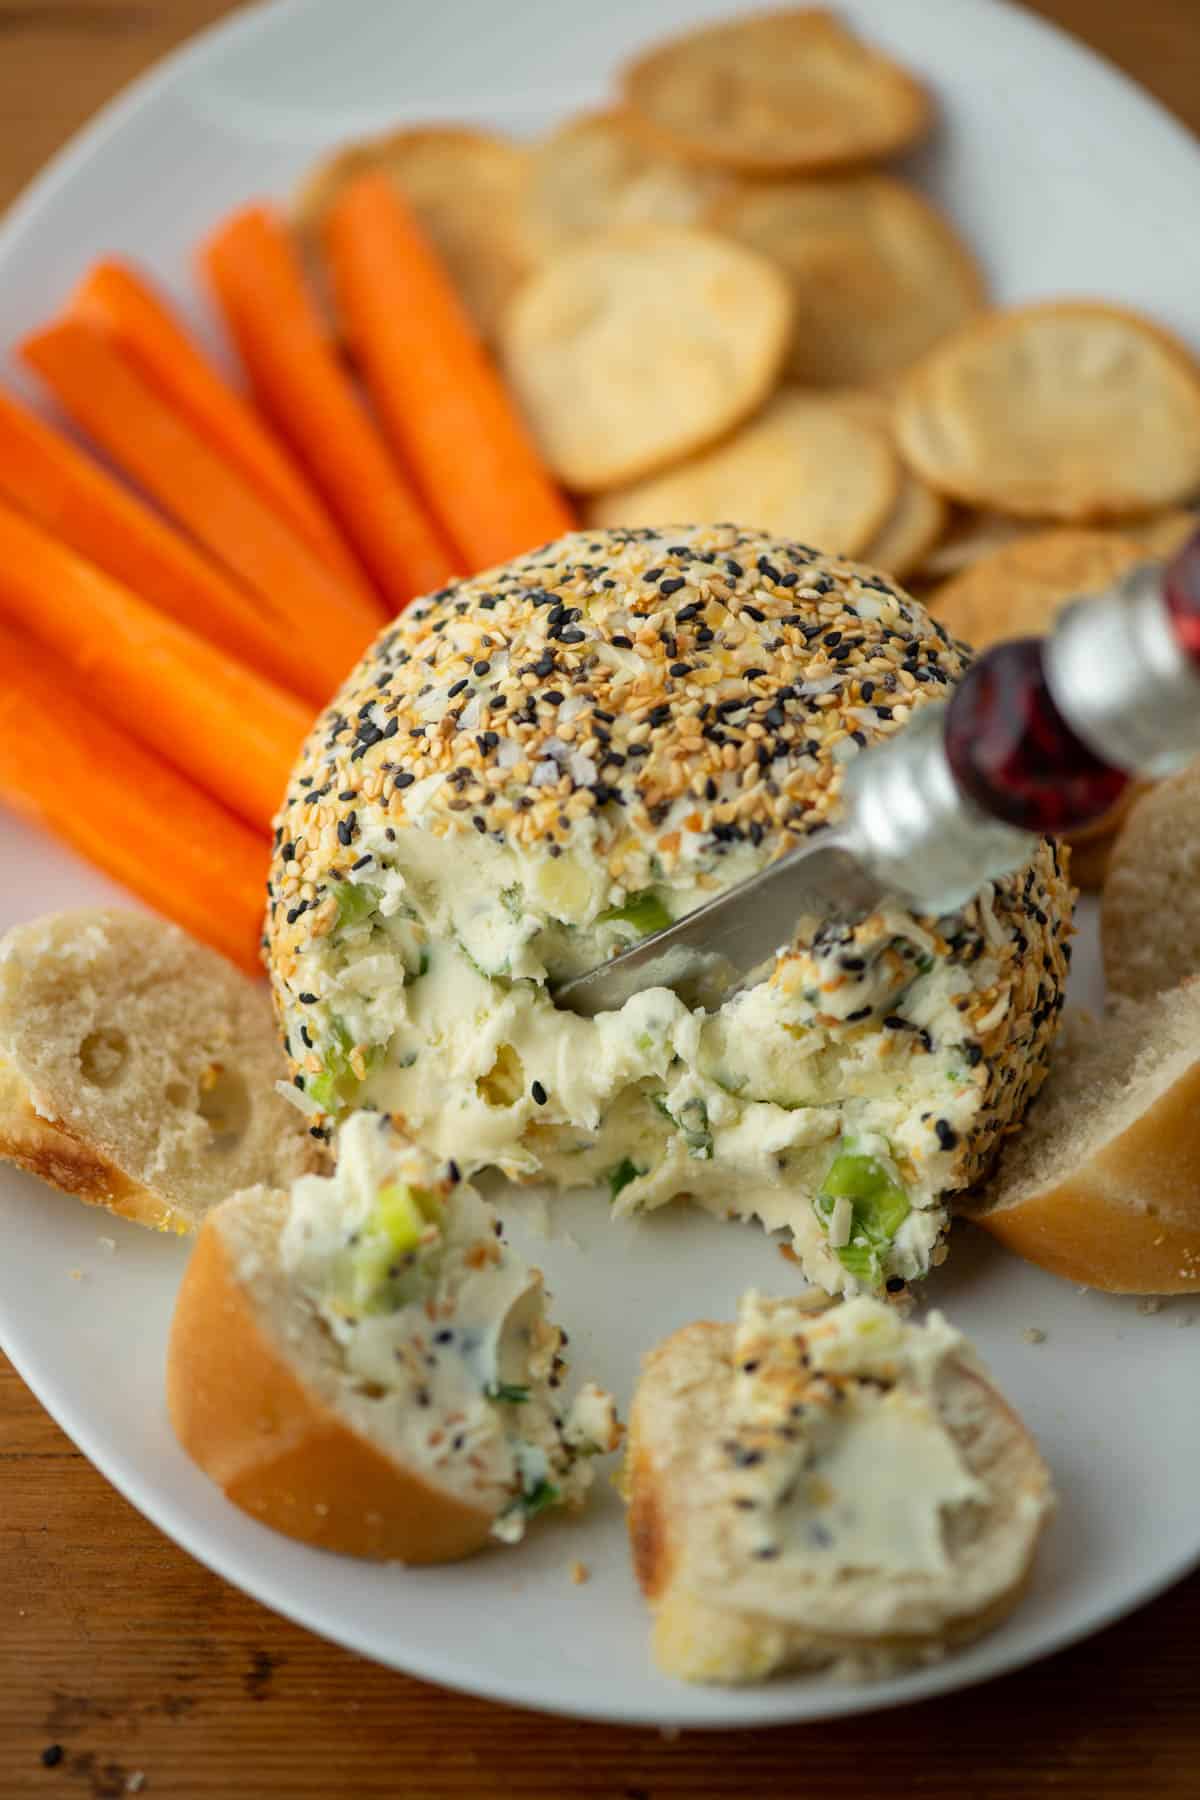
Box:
[2,3,1198,1796]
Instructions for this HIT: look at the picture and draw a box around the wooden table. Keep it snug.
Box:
[2,2,1198,1794]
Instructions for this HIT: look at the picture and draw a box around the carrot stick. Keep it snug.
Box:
[200,205,461,612]
[20,317,384,676]
[0,618,268,976]
[324,172,575,573]
[70,257,376,604]
[0,383,338,708]
[0,496,311,834]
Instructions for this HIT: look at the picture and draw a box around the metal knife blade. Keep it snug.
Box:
[552,833,886,1018]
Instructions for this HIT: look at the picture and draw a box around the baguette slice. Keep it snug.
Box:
[1102,761,1200,999]
[627,1295,1052,1685]
[969,984,1200,1292]
[168,1113,620,1562]
[0,909,317,1234]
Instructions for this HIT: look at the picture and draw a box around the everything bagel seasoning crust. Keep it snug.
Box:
[265,527,1072,1296]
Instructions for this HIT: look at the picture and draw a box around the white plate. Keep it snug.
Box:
[1,0,1199,1731]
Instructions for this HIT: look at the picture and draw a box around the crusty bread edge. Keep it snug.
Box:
[0,1056,191,1236]
[975,1057,1200,1293]
[626,1322,1050,1685]
[167,1204,496,1564]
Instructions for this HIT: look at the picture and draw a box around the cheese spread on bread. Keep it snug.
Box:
[279,1114,619,1540]
[722,1295,985,1576]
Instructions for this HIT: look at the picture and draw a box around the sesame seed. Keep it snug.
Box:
[531,1080,548,1105]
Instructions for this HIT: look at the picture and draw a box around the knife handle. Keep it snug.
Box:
[945,529,1200,835]
[842,530,1200,915]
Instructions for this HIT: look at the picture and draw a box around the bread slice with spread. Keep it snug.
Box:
[626,1293,1052,1683]
[0,909,318,1234]
[168,1112,620,1562]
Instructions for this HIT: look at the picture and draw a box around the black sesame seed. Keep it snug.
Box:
[669,662,691,678]
[935,1119,959,1150]
[531,1080,548,1105]
[394,771,416,789]
[447,678,468,698]
[447,1160,462,1184]
[660,576,686,596]
[41,1746,64,1769]
[743,604,765,622]
[434,1328,455,1344]
[560,627,585,643]
[845,1006,872,1023]
[298,992,318,1005]
[611,634,633,649]
[886,1277,907,1294]
[336,813,357,846]
[472,815,486,833]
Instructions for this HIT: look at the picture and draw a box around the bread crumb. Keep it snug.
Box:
[125,1775,146,1795]
[569,1560,590,1585]
[1137,1298,1162,1316]
[68,1269,84,1282]
[98,1237,117,1253]
[1021,1327,1046,1345]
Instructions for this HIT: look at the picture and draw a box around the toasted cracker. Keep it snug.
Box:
[711,175,984,387]
[895,302,1200,521]
[917,510,1038,582]
[294,126,533,342]
[825,388,948,578]
[500,226,792,492]
[522,110,729,259]
[621,8,931,174]
[1129,508,1198,560]
[584,391,898,557]
[927,528,1145,652]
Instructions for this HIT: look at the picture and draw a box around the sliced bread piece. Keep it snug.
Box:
[1102,761,1200,999]
[968,984,1200,1292]
[0,909,317,1234]
[626,1294,1052,1685]
[168,1113,621,1562]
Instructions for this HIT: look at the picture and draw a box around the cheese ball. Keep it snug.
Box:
[266,527,1072,1296]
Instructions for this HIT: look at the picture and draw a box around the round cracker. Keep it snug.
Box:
[927,528,1146,652]
[1129,508,1198,560]
[294,126,533,343]
[711,175,985,387]
[522,110,729,259]
[861,466,949,581]
[823,388,949,578]
[500,226,793,493]
[916,510,1037,582]
[895,301,1200,521]
[621,8,931,174]
[584,391,899,558]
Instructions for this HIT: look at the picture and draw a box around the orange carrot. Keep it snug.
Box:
[0,383,339,708]
[0,496,311,834]
[324,172,575,573]
[21,318,384,670]
[70,257,376,604]
[201,205,461,613]
[0,618,269,976]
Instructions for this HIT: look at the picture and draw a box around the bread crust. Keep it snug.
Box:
[168,1208,495,1563]
[977,1058,1200,1292]
[0,1057,189,1234]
